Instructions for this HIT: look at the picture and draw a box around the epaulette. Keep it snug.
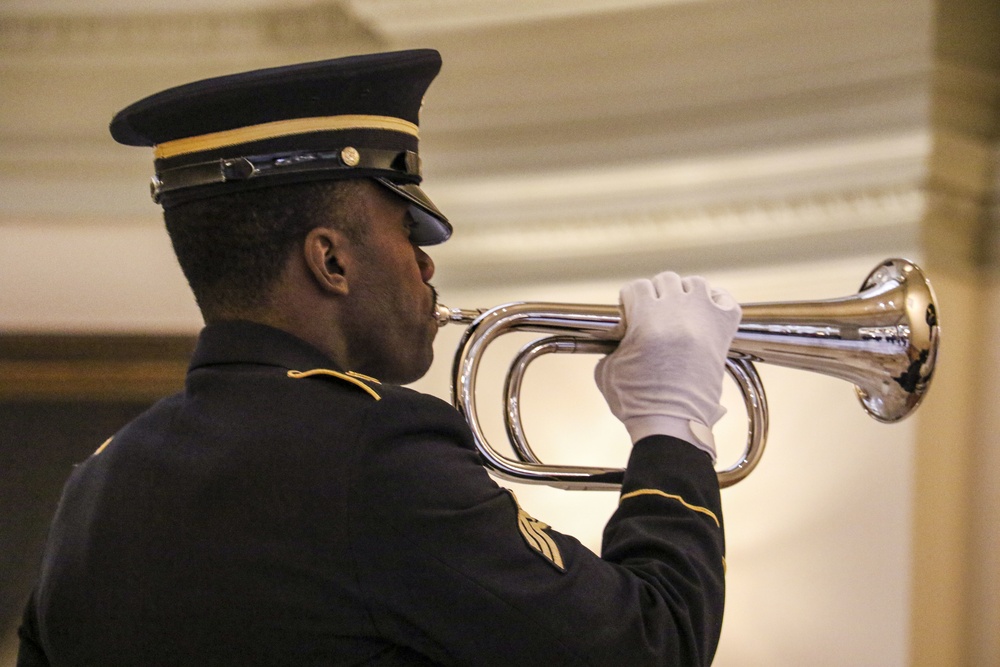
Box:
[286,368,382,400]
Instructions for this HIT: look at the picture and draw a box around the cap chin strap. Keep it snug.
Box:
[151,148,420,203]
[151,149,452,246]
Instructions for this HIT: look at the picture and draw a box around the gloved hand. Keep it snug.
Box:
[595,272,741,461]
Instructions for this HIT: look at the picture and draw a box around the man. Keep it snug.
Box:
[18,49,740,666]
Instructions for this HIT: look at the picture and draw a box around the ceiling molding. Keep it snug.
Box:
[431,184,924,288]
[0,131,929,225]
[0,2,382,66]
[428,132,930,225]
[0,0,937,329]
[344,0,705,34]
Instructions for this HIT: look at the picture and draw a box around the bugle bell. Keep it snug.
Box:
[434,258,940,490]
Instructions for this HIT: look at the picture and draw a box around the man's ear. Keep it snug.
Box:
[303,226,350,295]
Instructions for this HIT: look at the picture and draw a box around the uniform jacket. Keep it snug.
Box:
[18,320,725,666]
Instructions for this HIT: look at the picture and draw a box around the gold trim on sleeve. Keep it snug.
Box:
[619,489,720,527]
[154,115,420,159]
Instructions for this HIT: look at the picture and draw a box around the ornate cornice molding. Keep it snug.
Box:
[0,2,381,64]
[420,131,928,284]
[432,184,924,287]
[0,1,935,289]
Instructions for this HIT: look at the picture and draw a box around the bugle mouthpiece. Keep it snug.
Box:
[434,304,484,327]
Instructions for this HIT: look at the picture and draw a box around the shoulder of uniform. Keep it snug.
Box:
[286,368,382,400]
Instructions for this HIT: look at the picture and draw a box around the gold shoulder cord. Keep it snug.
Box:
[287,369,382,401]
[92,436,113,456]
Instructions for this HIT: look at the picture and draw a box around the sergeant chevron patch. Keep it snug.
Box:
[516,506,566,572]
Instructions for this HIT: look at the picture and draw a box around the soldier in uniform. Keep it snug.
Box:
[18,49,740,666]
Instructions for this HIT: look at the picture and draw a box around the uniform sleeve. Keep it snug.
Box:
[346,390,724,667]
[16,589,51,667]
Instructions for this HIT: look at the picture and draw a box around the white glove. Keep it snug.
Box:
[594,272,741,461]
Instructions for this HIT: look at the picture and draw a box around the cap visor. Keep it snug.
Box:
[374,178,451,245]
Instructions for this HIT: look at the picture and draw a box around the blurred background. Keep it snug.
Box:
[1,0,997,665]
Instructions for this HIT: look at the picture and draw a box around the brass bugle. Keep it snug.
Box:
[435,258,940,490]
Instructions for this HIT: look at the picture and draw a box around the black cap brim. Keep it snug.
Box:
[374,178,451,245]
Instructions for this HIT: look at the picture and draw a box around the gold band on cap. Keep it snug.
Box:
[153,114,420,160]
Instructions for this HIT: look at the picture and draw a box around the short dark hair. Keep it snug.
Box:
[163,179,367,320]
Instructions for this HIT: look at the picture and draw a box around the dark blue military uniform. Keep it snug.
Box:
[19,320,724,665]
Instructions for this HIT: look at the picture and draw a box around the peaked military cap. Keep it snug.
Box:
[110,49,451,245]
